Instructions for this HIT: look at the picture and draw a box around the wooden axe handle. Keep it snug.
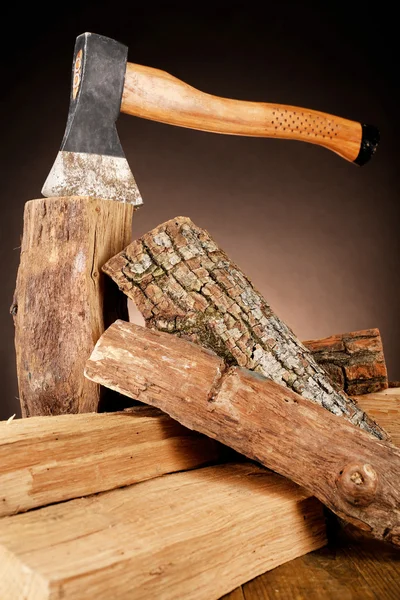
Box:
[121,62,378,165]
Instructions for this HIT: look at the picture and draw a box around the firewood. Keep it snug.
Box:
[0,462,326,600]
[11,197,133,417]
[0,406,219,517]
[355,389,400,448]
[85,320,400,546]
[102,216,386,440]
[304,329,388,395]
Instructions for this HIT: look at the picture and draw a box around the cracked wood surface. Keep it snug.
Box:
[85,321,400,546]
[11,197,134,417]
[103,216,386,440]
[0,463,326,600]
[304,329,388,396]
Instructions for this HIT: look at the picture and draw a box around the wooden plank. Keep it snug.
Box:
[355,389,400,447]
[11,196,134,416]
[0,462,327,600]
[102,216,386,440]
[303,328,388,395]
[0,406,219,517]
[85,320,400,546]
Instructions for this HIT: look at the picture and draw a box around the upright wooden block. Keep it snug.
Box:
[11,196,134,416]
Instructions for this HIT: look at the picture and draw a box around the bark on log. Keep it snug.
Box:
[85,320,400,546]
[0,406,220,517]
[0,463,326,600]
[304,329,388,396]
[11,197,134,417]
[103,216,386,440]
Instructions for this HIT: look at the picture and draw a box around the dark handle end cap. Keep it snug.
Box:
[354,124,380,166]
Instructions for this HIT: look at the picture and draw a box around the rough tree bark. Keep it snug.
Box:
[304,329,388,396]
[103,216,386,440]
[11,197,134,417]
[85,321,400,546]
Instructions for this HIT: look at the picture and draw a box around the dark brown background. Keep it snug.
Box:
[1,1,399,419]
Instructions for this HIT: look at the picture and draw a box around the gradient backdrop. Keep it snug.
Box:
[2,2,399,419]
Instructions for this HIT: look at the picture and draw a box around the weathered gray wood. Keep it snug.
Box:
[103,216,386,440]
[85,320,400,546]
[11,196,134,416]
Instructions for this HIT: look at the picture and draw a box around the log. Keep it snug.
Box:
[11,196,134,417]
[102,216,386,440]
[0,462,327,600]
[304,329,388,396]
[85,320,400,546]
[0,406,220,517]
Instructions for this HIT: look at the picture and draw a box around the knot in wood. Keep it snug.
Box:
[336,463,378,507]
[386,526,400,548]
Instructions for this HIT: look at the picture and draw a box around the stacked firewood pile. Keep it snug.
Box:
[2,215,399,600]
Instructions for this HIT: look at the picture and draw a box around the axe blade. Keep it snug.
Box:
[42,32,143,206]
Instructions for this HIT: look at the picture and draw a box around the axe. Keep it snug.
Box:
[12,32,379,418]
[43,32,379,204]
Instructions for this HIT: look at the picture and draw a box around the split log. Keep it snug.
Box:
[304,329,388,395]
[85,321,400,546]
[11,197,134,417]
[355,388,400,448]
[0,406,220,517]
[103,216,386,440]
[0,462,326,600]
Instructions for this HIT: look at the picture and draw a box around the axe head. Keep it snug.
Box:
[42,32,143,206]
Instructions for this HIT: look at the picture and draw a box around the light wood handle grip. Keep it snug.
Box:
[121,62,379,165]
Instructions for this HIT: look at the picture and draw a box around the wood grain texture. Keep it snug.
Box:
[85,320,400,546]
[11,197,134,417]
[122,63,364,163]
[0,406,220,517]
[304,329,388,395]
[238,548,378,600]
[0,463,327,600]
[236,526,400,600]
[102,216,386,440]
[355,389,400,447]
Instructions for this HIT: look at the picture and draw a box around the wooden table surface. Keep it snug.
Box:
[221,518,400,600]
[223,388,400,600]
